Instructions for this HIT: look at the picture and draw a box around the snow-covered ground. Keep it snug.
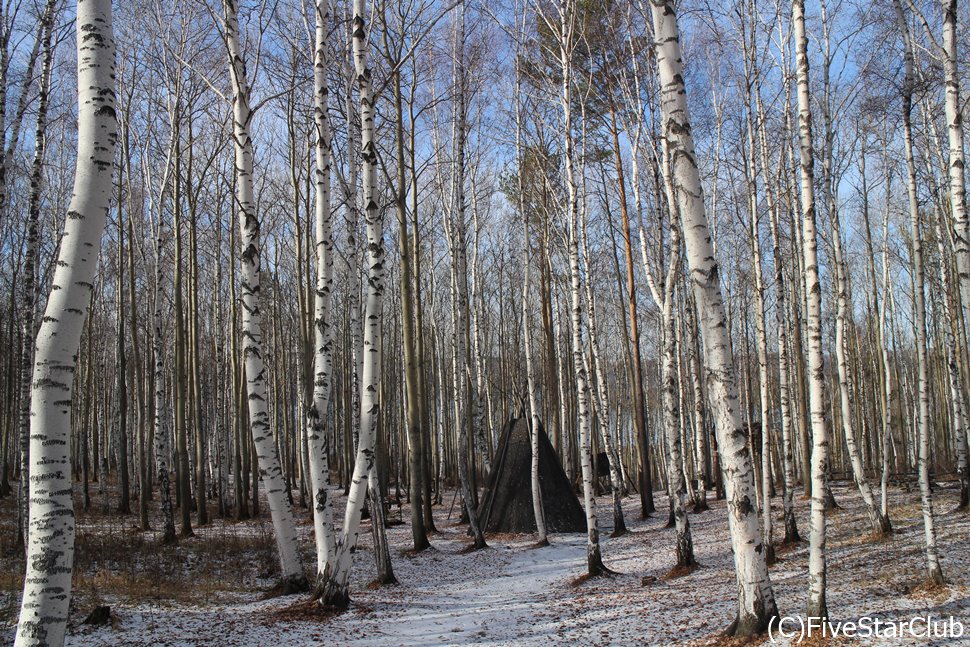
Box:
[3,481,970,646]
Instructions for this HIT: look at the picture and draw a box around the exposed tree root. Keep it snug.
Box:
[459,541,489,554]
[723,611,776,639]
[261,574,310,599]
[662,562,700,580]
[367,576,398,590]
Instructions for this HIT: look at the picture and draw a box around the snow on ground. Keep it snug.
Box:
[3,480,970,646]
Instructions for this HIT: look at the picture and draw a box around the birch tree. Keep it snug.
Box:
[307,0,338,585]
[318,0,390,606]
[648,0,777,634]
[895,0,944,586]
[536,0,607,575]
[221,0,306,592]
[753,40,800,543]
[793,0,829,620]
[14,0,57,547]
[15,1,117,643]
[449,0,487,551]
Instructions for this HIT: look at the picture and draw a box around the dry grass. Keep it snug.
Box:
[904,578,951,602]
[0,480,282,626]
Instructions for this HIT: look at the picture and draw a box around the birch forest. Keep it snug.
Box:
[5,0,970,644]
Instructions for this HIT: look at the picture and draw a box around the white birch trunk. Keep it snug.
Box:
[661,267,694,568]
[451,0,486,549]
[832,204,889,535]
[650,0,776,633]
[522,251,548,545]
[895,0,945,585]
[766,191,800,546]
[15,0,57,546]
[308,0,337,585]
[742,61,775,563]
[516,24,547,543]
[755,77,800,543]
[793,0,829,620]
[943,0,970,334]
[153,220,177,545]
[15,2,116,643]
[878,190,895,516]
[581,223,627,538]
[934,207,969,509]
[552,0,606,574]
[222,0,305,591]
[684,295,709,512]
[654,132,696,565]
[320,0,389,605]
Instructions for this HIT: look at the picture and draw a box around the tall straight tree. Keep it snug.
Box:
[656,220,694,568]
[754,62,800,544]
[648,0,777,635]
[537,0,607,575]
[793,0,830,620]
[895,0,945,586]
[393,44,430,556]
[220,0,306,593]
[514,1,547,545]
[151,129,177,544]
[939,0,970,342]
[15,1,117,644]
[447,0,486,551]
[938,0,970,510]
[15,0,58,547]
[319,0,389,607]
[308,0,338,587]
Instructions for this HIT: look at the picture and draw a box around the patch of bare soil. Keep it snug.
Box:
[268,598,351,623]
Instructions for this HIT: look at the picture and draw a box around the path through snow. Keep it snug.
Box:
[5,484,970,645]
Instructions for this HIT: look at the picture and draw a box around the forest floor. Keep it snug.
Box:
[2,478,970,646]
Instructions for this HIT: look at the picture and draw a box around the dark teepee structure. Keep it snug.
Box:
[478,417,586,533]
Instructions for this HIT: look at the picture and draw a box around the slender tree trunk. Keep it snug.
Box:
[222,0,306,592]
[941,0,970,340]
[658,242,694,568]
[515,22,547,545]
[651,0,776,634]
[581,212,627,538]
[742,36,774,562]
[394,67,428,552]
[522,228,548,546]
[115,185,131,515]
[765,171,800,545]
[608,106,653,518]
[934,206,969,510]
[684,295,709,512]
[831,197,889,536]
[15,2,117,643]
[940,0,970,510]
[319,0,391,606]
[450,0,486,550]
[153,187,176,543]
[554,0,606,575]
[755,77,799,544]
[122,117,150,530]
[189,195,206,526]
[895,1,945,585]
[407,79,436,531]
[308,0,338,589]
[15,0,57,546]
[793,0,829,620]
